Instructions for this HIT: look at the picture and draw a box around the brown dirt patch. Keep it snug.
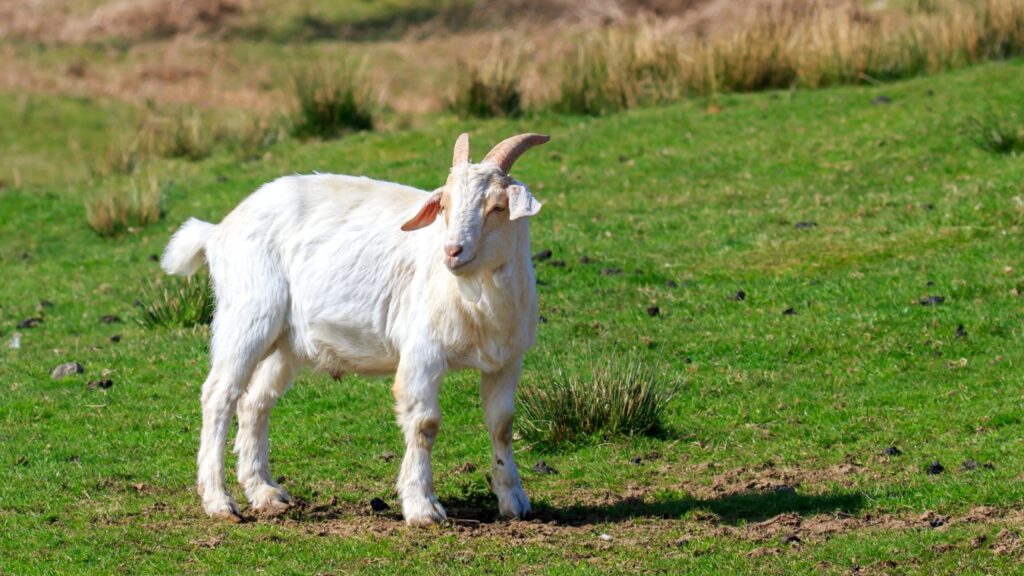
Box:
[262,492,1024,550]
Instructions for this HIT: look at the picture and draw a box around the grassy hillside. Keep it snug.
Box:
[2,60,1024,573]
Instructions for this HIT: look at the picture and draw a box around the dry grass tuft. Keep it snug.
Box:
[85,173,164,237]
[449,45,524,118]
[291,62,375,140]
[551,0,1024,113]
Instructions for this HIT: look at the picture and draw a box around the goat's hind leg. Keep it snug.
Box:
[235,343,296,515]
[196,271,286,522]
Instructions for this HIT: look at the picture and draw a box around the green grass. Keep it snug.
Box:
[518,352,678,449]
[3,60,1024,573]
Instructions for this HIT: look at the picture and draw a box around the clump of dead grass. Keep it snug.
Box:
[291,62,375,139]
[449,45,524,118]
[546,0,1024,113]
[226,113,286,160]
[85,172,164,237]
[555,24,683,115]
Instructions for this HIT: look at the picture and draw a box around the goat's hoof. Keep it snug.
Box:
[497,487,532,520]
[403,495,447,527]
[204,494,242,523]
[250,486,293,516]
[210,509,243,523]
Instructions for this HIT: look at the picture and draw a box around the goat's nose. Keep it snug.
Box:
[445,244,464,258]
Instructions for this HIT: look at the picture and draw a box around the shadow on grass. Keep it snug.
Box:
[440,489,865,526]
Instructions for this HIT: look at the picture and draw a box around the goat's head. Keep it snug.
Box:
[401,132,549,276]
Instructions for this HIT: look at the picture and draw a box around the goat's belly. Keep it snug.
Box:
[306,323,399,376]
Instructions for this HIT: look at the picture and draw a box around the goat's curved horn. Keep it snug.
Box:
[453,133,470,167]
[482,133,550,173]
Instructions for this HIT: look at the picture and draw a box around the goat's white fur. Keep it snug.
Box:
[162,141,545,525]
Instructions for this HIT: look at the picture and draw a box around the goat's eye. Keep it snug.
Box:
[490,206,506,213]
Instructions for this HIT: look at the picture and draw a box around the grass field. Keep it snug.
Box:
[2,58,1024,573]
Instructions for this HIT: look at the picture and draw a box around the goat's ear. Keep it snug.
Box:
[401,189,443,231]
[507,183,542,220]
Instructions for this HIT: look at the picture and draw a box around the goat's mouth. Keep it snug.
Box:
[445,256,473,274]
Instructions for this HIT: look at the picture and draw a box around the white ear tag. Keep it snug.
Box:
[457,276,483,303]
[508,184,542,220]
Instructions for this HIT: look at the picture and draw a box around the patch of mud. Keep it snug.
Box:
[705,461,869,498]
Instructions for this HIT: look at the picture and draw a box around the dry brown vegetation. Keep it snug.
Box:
[3,0,1023,116]
[85,172,163,236]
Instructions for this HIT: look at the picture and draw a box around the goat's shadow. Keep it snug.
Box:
[445,490,865,526]
[286,489,864,527]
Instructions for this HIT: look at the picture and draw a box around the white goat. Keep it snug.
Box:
[161,133,549,525]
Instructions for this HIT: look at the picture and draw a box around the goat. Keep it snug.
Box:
[161,133,550,525]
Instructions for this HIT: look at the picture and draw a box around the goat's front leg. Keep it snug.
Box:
[480,358,531,519]
[393,354,446,526]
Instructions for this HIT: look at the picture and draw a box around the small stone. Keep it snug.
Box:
[370,497,389,512]
[17,317,41,329]
[7,333,21,350]
[956,324,967,339]
[872,95,892,105]
[598,533,612,542]
[665,280,678,288]
[110,335,122,343]
[882,446,902,456]
[100,315,121,324]
[794,221,817,229]
[87,379,113,390]
[646,306,660,317]
[782,307,796,316]
[732,290,747,301]
[532,249,553,262]
[600,267,623,276]
[52,362,85,379]
[538,316,547,324]
[532,460,558,475]
[926,461,945,475]
[774,484,796,495]
[380,451,396,462]
[919,295,945,306]
[630,455,643,465]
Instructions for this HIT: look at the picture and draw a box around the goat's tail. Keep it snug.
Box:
[161,217,216,276]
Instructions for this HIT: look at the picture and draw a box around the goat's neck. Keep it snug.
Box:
[426,224,537,368]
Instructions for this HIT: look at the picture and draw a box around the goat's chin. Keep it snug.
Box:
[445,258,475,276]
